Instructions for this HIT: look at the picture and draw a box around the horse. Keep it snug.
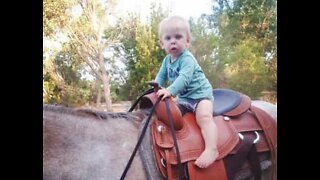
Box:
[43,90,277,180]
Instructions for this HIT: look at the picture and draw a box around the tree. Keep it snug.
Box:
[117,4,167,101]
[224,38,270,98]
[43,42,92,105]
[66,0,118,111]
[201,0,277,99]
[44,0,76,104]
[43,0,75,37]
[189,17,220,87]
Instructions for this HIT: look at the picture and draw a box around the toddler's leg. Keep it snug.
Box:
[194,99,219,168]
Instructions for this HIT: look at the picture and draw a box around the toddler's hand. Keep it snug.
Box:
[156,88,172,100]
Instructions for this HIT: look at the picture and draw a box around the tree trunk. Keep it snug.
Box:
[97,45,112,112]
[96,85,101,107]
[101,73,112,111]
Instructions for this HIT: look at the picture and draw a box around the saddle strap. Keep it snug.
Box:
[250,106,277,180]
[224,133,260,180]
[165,149,188,180]
[247,144,261,180]
[166,150,173,180]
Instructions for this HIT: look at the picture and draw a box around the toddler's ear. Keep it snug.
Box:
[159,40,164,49]
[186,37,191,47]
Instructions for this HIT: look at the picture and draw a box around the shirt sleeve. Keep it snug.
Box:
[167,56,195,96]
[155,58,168,87]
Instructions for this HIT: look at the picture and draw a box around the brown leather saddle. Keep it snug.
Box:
[139,89,277,180]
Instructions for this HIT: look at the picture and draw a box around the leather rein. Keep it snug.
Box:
[120,86,184,180]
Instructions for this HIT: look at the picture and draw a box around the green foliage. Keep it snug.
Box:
[224,38,270,98]
[43,73,92,106]
[43,43,92,106]
[54,45,82,85]
[110,80,127,101]
[117,7,167,101]
[199,0,277,100]
[189,17,219,87]
[129,22,162,99]
[43,73,61,104]
[43,0,76,37]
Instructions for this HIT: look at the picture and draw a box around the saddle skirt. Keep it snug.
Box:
[139,89,277,180]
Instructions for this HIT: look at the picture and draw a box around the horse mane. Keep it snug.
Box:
[43,104,150,128]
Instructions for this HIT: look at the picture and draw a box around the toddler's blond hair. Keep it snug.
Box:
[158,15,191,41]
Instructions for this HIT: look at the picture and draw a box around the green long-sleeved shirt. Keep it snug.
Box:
[155,50,213,103]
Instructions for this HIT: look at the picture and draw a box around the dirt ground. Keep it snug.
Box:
[80,101,132,112]
[111,101,132,112]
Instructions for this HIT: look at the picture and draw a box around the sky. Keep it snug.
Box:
[114,0,213,21]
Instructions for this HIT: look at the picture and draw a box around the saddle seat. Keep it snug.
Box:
[139,89,277,180]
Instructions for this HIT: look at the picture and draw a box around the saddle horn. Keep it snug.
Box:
[140,92,184,131]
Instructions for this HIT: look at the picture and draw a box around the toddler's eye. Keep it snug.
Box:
[175,34,182,39]
[165,36,171,41]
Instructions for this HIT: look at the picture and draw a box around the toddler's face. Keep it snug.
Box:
[160,24,190,60]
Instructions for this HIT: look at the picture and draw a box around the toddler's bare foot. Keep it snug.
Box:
[194,149,219,168]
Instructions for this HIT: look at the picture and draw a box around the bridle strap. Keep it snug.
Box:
[120,90,161,180]
[128,88,154,112]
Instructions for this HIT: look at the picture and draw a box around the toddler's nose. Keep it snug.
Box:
[170,39,176,44]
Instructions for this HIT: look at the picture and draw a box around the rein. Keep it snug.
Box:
[120,88,161,180]
[164,98,185,179]
[120,85,184,180]
[128,88,154,112]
